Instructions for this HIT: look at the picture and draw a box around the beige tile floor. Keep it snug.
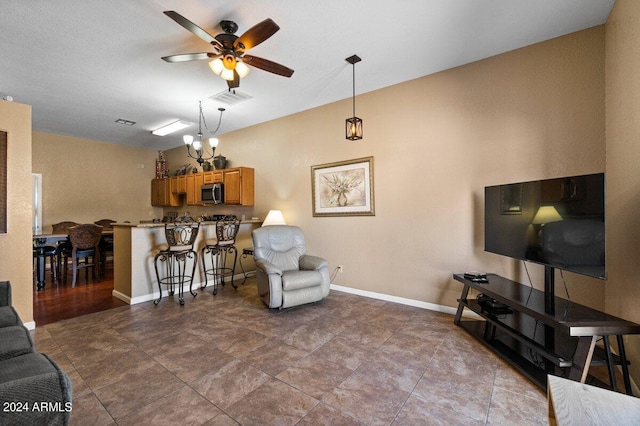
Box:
[30,279,548,425]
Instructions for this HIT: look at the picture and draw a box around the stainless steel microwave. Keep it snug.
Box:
[201,183,224,204]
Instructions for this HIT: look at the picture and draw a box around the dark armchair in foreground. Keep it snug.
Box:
[252,225,330,309]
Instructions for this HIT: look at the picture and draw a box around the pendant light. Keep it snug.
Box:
[183,101,225,165]
[345,54,363,140]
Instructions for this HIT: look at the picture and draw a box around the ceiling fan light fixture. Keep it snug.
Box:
[220,68,235,81]
[223,54,237,70]
[162,12,294,90]
[208,58,224,75]
[235,61,250,78]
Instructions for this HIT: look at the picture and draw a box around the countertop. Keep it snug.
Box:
[113,219,263,228]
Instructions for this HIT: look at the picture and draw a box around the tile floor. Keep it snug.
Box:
[30,279,548,425]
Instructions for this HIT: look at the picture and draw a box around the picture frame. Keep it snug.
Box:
[500,183,523,215]
[311,156,374,217]
[0,131,6,234]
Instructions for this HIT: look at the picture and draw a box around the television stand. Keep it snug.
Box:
[453,273,640,394]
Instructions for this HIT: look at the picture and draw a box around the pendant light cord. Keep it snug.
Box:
[352,62,356,117]
[200,104,224,136]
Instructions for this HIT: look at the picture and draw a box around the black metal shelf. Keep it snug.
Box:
[453,273,640,393]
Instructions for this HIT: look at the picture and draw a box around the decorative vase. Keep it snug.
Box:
[202,161,212,172]
[213,155,227,170]
[338,192,348,207]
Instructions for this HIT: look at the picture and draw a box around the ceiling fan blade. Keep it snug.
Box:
[234,18,280,51]
[164,11,222,49]
[243,55,294,77]
[162,52,219,63]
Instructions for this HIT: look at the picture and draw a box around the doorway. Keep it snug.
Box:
[31,174,127,325]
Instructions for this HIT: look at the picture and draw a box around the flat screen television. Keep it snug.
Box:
[485,173,605,281]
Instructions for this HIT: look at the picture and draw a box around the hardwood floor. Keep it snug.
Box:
[33,265,127,326]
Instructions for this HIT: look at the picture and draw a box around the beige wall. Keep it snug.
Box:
[0,100,34,322]
[605,0,640,387]
[164,26,606,309]
[32,131,161,228]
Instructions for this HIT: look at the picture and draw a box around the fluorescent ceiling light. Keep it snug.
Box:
[151,120,190,136]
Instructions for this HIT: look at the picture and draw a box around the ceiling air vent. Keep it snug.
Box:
[209,89,253,106]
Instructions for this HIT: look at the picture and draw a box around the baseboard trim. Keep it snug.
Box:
[113,273,246,305]
[24,321,36,330]
[329,283,478,318]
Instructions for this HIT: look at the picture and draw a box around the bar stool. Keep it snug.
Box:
[153,216,200,305]
[201,216,240,295]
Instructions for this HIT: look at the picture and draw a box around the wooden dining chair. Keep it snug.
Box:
[51,221,79,276]
[66,224,103,287]
[94,219,115,275]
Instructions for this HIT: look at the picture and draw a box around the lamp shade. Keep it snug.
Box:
[235,61,250,78]
[262,210,286,227]
[532,206,562,224]
[346,116,363,140]
[208,58,224,75]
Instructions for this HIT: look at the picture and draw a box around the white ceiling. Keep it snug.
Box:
[0,0,615,151]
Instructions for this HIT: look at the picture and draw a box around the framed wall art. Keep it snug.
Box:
[500,183,523,215]
[311,156,374,217]
[0,131,6,234]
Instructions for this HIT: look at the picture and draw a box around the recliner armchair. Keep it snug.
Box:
[252,225,330,309]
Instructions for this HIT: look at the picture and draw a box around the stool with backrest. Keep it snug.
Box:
[153,215,200,305]
[94,219,115,276]
[66,224,103,287]
[201,215,240,295]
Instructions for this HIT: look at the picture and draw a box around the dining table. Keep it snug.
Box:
[32,230,113,290]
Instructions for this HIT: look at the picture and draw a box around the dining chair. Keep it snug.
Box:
[32,242,57,290]
[51,221,79,277]
[94,219,115,275]
[65,224,103,287]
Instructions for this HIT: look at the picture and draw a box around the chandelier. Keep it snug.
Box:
[183,101,225,165]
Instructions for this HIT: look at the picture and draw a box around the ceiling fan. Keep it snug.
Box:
[161,10,294,89]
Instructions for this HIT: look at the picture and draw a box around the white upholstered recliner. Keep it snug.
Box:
[252,225,330,309]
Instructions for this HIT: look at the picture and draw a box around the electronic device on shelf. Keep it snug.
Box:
[476,293,513,315]
[464,271,488,283]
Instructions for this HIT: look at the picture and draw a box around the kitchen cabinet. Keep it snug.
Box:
[186,172,204,205]
[223,167,254,206]
[203,170,223,184]
[170,175,187,194]
[152,167,253,206]
[151,178,180,206]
